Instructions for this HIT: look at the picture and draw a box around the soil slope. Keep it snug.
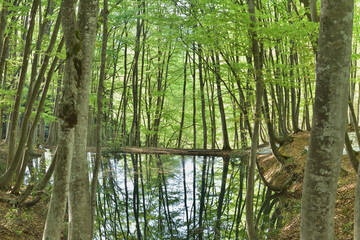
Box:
[259,131,356,240]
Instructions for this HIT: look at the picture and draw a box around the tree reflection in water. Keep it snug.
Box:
[93,154,280,239]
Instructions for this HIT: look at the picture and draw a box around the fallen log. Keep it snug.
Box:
[108,147,246,157]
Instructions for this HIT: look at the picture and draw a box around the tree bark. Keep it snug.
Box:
[178,51,188,148]
[91,0,108,237]
[68,0,99,239]
[213,52,231,150]
[214,157,229,239]
[300,0,354,239]
[246,0,262,239]
[43,1,80,237]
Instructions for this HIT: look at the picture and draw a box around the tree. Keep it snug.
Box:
[68,0,99,238]
[245,0,262,239]
[43,0,99,239]
[0,0,40,189]
[300,0,354,239]
[91,0,108,237]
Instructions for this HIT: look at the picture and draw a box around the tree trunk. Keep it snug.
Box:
[344,132,358,172]
[68,0,99,239]
[213,52,231,150]
[198,156,207,240]
[246,0,262,239]
[300,1,354,239]
[198,45,207,149]
[12,11,62,194]
[0,0,39,189]
[178,51,188,148]
[0,0,9,141]
[43,1,81,236]
[91,0,108,237]
[214,157,229,239]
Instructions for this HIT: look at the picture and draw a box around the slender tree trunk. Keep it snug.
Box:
[178,52,188,148]
[344,132,358,172]
[121,29,128,147]
[263,88,287,164]
[131,154,143,239]
[139,155,147,239]
[123,155,130,237]
[12,12,62,193]
[198,156,207,240]
[198,45,207,149]
[130,0,142,147]
[181,155,190,238]
[213,52,231,150]
[0,0,40,188]
[214,157,229,239]
[246,0,262,239]
[235,162,245,239]
[0,0,9,141]
[91,0,108,237]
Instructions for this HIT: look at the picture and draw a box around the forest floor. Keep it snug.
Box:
[0,146,52,240]
[262,131,356,240]
[0,131,357,239]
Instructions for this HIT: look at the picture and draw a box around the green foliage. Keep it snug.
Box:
[5,207,33,223]
[0,161,5,174]
[342,222,353,233]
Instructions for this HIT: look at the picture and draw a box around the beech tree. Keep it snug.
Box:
[245,0,262,239]
[43,0,99,239]
[300,0,354,239]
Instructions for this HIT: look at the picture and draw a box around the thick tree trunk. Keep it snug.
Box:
[43,1,80,237]
[68,0,99,239]
[300,1,354,239]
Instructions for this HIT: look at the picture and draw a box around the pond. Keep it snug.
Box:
[92,153,280,240]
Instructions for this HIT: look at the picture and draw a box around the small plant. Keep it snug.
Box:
[342,222,353,233]
[5,208,19,221]
[301,148,308,156]
[0,161,6,174]
[5,207,33,222]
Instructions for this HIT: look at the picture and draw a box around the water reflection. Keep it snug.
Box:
[94,154,277,239]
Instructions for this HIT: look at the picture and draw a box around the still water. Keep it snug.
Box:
[93,154,278,240]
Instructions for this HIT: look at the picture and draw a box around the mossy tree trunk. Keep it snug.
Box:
[43,0,99,239]
[68,0,99,239]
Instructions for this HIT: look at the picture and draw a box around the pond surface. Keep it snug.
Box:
[93,153,279,240]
